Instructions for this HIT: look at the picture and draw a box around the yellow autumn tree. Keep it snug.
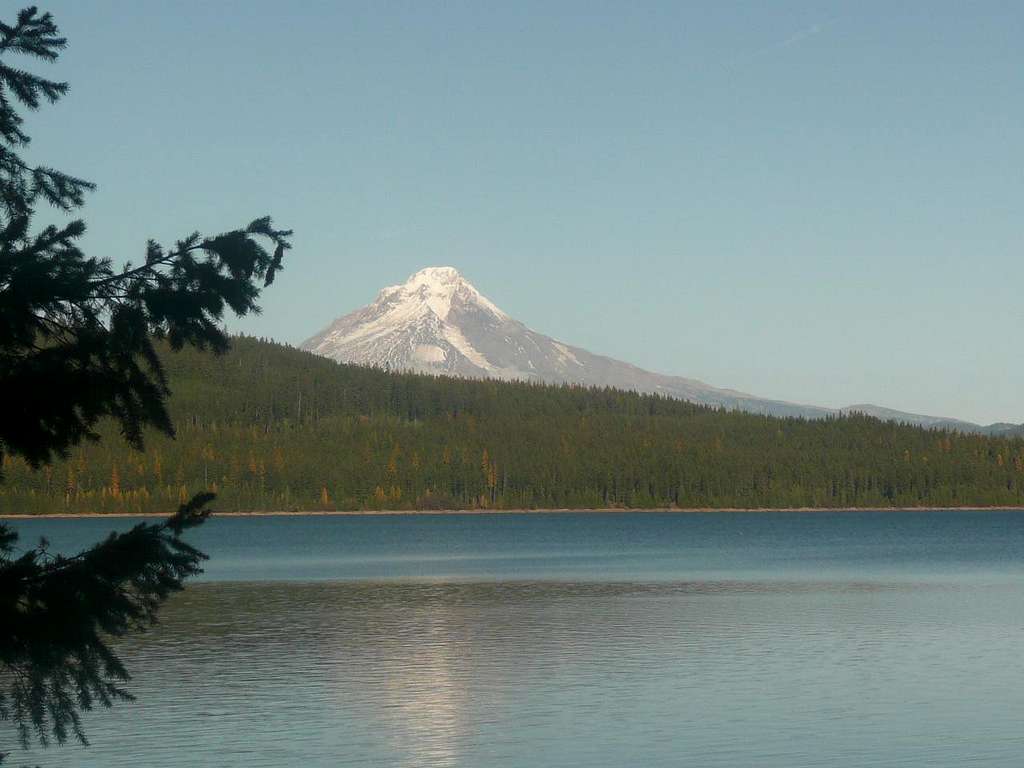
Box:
[65,465,76,504]
[386,444,400,478]
[482,449,497,503]
[110,463,121,498]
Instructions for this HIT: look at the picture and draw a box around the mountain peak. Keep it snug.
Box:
[302,267,514,378]
[378,266,505,322]
[407,265,462,284]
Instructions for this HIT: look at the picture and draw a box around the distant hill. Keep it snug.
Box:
[303,266,1021,434]
[840,405,1024,437]
[1,336,1022,515]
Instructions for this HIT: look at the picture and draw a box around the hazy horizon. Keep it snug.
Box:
[31,1,1022,424]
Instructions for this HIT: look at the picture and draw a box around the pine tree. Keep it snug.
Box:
[0,7,292,761]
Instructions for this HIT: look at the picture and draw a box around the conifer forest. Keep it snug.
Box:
[3,337,1023,515]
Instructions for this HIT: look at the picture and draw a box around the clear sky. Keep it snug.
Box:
[25,1,1023,424]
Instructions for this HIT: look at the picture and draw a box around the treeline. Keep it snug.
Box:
[3,336,1024,514]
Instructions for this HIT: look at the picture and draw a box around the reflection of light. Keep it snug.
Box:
[324,591,484,768]
[382,609,467,768]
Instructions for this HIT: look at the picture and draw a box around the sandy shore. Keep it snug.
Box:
[2,506,1024,519]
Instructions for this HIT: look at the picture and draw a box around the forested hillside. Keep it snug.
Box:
[3,336,1023,514]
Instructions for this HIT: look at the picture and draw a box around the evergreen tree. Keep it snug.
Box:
[7,334,1015,517]
[0,7,292,761]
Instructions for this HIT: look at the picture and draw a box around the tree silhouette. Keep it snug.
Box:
[0,7,291,761]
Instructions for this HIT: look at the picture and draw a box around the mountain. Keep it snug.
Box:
[303,267,1020,433]
[301,267,824,418]
[835,406,1023,438]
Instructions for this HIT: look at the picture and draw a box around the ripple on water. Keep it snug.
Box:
[9,511,1024,767]
[15,577,1024,768]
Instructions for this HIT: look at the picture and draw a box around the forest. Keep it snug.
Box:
[3,335,1023,514]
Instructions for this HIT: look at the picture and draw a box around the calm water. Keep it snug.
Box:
[8,511,1024,767]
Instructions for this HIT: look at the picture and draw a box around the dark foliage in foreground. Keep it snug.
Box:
[0,7,290,761]
[0,496,210,749]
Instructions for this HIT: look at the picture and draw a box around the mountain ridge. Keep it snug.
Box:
[302,267,1021,435]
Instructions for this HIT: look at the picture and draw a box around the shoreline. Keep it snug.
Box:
[3,506,1024,520]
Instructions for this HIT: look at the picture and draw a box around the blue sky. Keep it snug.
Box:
[25,1,1023,423]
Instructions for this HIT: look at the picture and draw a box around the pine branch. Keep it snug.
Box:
[0,7,66,61]
[0,5,294,755]
[0,494,214,750]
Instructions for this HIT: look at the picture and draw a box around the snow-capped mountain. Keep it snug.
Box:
[303,266,520,380]
[302,266,821,417]
[302,267,1021,433]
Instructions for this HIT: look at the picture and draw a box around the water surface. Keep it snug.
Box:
[9,511,1024,767]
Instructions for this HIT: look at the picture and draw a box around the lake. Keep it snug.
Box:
[8,511,1024,767]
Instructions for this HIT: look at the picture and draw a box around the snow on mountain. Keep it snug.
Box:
[301,267,1019,432]
[301,267,828,418]
[302,266,518,379]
